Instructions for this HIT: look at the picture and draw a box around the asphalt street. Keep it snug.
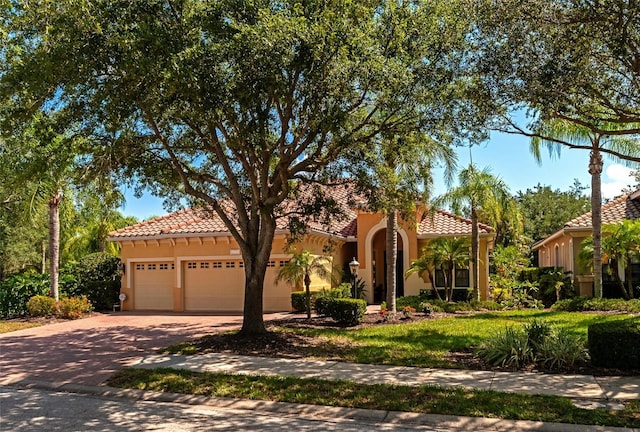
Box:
[0,386,451,432]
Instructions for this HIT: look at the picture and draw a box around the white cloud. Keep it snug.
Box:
[601,164,637,199]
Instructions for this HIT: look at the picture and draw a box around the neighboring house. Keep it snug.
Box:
[532,189,640,296]
[108,184,495,312]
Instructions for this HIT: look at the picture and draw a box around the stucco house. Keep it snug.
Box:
[108,184,495,312]
[532,188,640,296]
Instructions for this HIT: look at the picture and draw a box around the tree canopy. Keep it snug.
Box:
[516,182,590,243]
[1,0,482,334]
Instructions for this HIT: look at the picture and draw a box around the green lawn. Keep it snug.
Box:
[107,368,640,428]
[135,310,640,428]
[0,320,42,334]
[164,310,633,368]
[278,310,632,367]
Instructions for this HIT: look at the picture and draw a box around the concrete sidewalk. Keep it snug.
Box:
[134,352,640,409]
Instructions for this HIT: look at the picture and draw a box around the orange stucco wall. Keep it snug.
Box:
[118,234,335,313]
[117,210,494,311]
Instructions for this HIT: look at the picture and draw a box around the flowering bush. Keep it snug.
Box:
[55,296,93,319]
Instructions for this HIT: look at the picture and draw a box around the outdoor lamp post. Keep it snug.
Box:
[349,257,359,298]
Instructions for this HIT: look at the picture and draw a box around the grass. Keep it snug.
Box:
[0,320,42,334]
[107,368,640,428]
[283,311,632,367]
[165,310,633,368]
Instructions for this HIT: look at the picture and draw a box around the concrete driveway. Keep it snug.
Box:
[0,312,287,386]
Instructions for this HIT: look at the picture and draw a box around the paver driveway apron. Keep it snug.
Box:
[0,312,286,386]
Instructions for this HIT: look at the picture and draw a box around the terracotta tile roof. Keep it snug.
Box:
[565,192,640,228]
[108,183,489,240]
[417,209,493,236]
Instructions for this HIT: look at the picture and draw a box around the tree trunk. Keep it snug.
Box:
[610,259,629,300]
[304,272,312,320]
[49,190,62,301]
[41,240,46,274]
[450,263,456,302]
[428,271,443,301]
[589,149,603,298]
[239,213,276,335]
[386,210,398,313]
[626,259,634,299]
[471,207,480,301]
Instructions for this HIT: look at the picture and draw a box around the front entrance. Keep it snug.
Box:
[371,229,404,303]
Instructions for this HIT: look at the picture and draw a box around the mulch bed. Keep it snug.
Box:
[177,311,640,377]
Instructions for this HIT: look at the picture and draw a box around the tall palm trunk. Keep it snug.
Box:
[470,206,480,301]
[49,190,62,300]
[589,149,603,298]
[386,209,398,313]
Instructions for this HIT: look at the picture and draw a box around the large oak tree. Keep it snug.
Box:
[1,0,476,334]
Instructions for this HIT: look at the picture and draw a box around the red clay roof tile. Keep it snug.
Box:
[108,184,489,240]
[565,192,640,228]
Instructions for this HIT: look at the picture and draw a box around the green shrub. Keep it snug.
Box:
[291,290,322,312]
[27,295,56,317]
[0,273,50,318]
[552,297,640,313]
[72,253,121,310]
[588,319,640,370]
[315,287,351,316]
[55,295,94,319]
[476,326,534,369]
[419,301,443,313]
[538,329,588,370]
[326,298,367,326]
[396,296,423,310]
[524,318,552,354]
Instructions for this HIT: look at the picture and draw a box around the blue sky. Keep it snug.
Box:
[120,130,639,221]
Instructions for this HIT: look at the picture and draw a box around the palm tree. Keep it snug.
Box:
[435,163,518,301]
[405,246,444,301]
[275,249,332,319]
[578,220,640,299]
[530,118,640,298]
[407,237,470,302]
[356,132,456,313]
[603,220,640,299]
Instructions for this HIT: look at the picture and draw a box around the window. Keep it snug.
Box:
[159,263,168,270]
[455,268,470,287]
[239,261,244,268]
[136,264,145,271]
[279,260,288,267]
[213,261,222,268]
[434,268,470,288]
[147,263,156,270]
[187,262,197,269]
[226,261,235,268]
[171,263,175,270]
[267,261,276,267]
[200,262,210,269]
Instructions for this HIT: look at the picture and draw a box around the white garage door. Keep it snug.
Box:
[183,260,245,311]
[133,262,174,310]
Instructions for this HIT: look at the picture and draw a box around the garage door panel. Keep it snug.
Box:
[183,259,294,312]
[134,262,174,310]
[184,261,244,311]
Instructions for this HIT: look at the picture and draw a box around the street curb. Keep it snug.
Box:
[4,379,638,432]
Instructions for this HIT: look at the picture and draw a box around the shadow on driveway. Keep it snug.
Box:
[0,312,285,386]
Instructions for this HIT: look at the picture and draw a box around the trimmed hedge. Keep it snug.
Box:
[552,297,640,313]
[291,290,322,312]
[588,319,640,370]
[326,298,367,326]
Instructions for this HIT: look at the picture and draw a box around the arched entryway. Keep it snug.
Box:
[370,229,405,303]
